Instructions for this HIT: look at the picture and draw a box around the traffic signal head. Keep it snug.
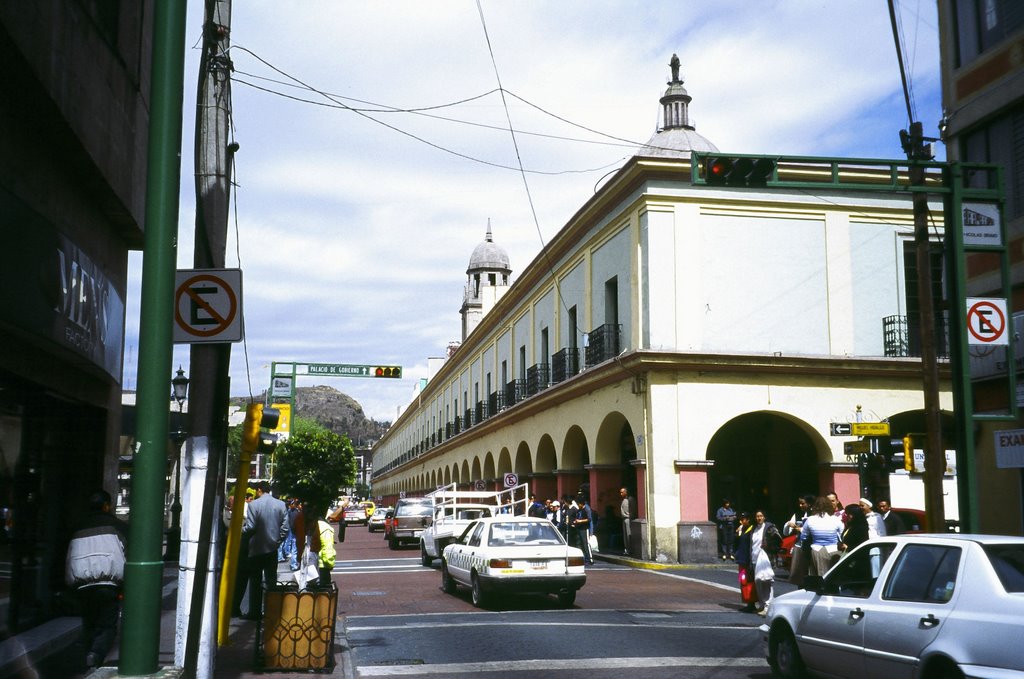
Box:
[240,404,282,456]
[374,366,402,378]
[903,434,913,472]
[702,155,776,187]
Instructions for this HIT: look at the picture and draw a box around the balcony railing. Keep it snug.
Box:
[526,363,550,396]
[505,379,525,408]
[475,400,486,423]
[883,314,949,359]
[551,347,580,384]
[464,408,473,428]
[585,323,621,368]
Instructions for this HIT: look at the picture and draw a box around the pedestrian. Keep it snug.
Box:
[572,494,594,565]
[783,494,814,585]
[280,497,300,570]
[297,503,337,589]
[242,480,289,619]
[564,495,580,548]
[733,512,758,612]
[64,489,128,670]
[548,500,563,536]
[859,497,886,538]
[803,495,843,576]
[619,488,637,556]
[877,499,904,536]
[715,498,737,561]
[528,495,546,518]
[750,510,781,616]
[825,492,844,520]
[229,489,254,617]
[839,503,870,553]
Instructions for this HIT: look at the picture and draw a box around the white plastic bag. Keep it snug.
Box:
[293,539,319,590]
[588,532,598,552]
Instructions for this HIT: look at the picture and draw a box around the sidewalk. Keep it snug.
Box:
[19,561,354,679]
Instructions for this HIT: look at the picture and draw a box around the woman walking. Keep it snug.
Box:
[750,510,782,616]
[733,513,759,612]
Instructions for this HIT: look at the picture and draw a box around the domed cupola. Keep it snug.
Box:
[638,54,719,158]
[460,221,512,341]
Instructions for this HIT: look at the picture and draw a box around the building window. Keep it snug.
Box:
[605,276,619,326]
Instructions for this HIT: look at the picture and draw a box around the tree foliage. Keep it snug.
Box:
[272,428,356,512]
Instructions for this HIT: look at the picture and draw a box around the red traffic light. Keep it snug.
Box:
[705,157,733,184]
[374,366,402,378]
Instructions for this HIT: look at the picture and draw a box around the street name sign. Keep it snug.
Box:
[852,422,890,436]
[843,440,872,456]
[307,363,373,377]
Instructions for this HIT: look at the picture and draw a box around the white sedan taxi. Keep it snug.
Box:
[762,534,1024,679]
[441,515,587,608]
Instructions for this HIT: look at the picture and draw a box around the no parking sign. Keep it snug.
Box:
[503,473,518,488]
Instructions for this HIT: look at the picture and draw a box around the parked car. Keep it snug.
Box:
[388,496,434,550]
[368,507,391,532]
[343,504,368,526]
[440,515,587,608]
[763,534,1024,678]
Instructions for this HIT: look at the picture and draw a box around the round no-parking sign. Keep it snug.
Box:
[503,473,518,488]
[966,297,1009,346]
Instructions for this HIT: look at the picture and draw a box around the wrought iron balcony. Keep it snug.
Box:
[526,363,551,396]
[585,323,621,368]
[883,314,949,359]
[505,379,525,408]
[551,347,580,384]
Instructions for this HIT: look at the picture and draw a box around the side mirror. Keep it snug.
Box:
[803,575,824,594]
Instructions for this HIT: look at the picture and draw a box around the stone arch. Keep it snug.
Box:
[535,434,556,472]
[443,466,451,486]
[594,411,638,466]
[482,452,496,481]
[707,410,822,523]
[512,444,532,476]
[471,456,482,482]
[496,448,513,476]
[461,460,471,483]
[561,425,590,470]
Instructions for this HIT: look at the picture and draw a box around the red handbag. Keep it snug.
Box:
[738,566,757,604]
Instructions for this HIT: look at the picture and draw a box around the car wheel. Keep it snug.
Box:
[441,562,457,594]
[768,625,805,678]
[470,572,487,608]
[420,542,432,566]
[556,589,576,607]
[926,659,964,679]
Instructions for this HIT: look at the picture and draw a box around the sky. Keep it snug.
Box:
[122,0,944,422]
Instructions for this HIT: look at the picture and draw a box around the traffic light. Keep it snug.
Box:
[240,403,281,456]
[703,156,776,187]
[887,434,922,473]
[903,434,913,472]
[374,366,402,378]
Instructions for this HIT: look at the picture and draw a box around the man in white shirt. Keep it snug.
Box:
[859,498,887,539]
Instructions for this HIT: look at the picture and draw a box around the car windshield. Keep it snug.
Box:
[486,521,565,547]
[983,544,1024,593]
[397,503,433,517]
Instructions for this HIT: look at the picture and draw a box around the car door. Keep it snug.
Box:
[446,521,482,585]
[861,543,962,678]
[796,543,895,677]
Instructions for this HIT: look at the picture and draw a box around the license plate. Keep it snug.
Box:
[527,560,548,570]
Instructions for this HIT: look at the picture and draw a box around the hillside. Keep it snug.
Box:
[231,385,390,445]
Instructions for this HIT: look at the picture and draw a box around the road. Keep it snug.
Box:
[334,520,775,678]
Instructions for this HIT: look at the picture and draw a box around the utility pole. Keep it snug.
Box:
[179,1,234,677]
[889,0,946,533]
[906,121,948,533]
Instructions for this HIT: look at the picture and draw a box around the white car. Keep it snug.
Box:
[441,515,587,608]
[762,534,1024,679]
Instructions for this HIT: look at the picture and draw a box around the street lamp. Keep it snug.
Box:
[165,366,189,561]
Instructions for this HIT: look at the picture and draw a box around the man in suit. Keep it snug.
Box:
[242,481,289,619]
[877,499,904,536]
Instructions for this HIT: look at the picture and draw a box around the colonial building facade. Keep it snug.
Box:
[371,59,951,562]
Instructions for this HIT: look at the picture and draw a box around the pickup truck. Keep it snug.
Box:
[418,482,530,566]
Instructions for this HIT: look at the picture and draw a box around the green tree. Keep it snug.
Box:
[272,428,356,512]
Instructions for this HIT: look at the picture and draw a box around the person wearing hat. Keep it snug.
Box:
[859,497,887,539]
[548,500,567,538]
